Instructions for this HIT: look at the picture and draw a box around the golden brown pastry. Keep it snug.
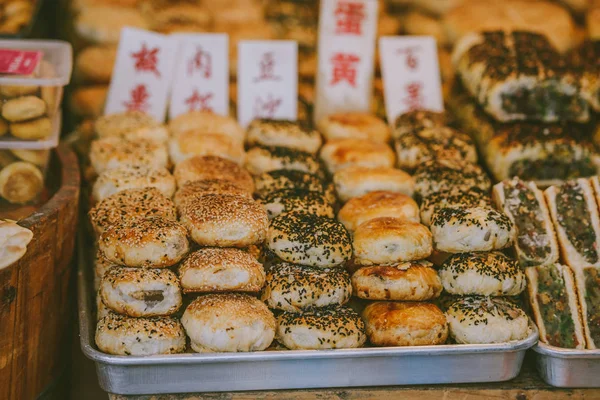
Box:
[333,166,414,202]
[0,161,43,204]
[320,138,395,174]
[173,155,254,191]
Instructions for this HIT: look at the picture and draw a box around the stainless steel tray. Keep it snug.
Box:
[533,342,600,387]
[78,241,539,395]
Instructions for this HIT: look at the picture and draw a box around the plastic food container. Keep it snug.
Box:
[0,111,61,205]
[0,39,71,142]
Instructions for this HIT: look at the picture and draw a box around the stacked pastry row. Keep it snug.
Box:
[247,118,367,350]
[449,31,600,186]
[88,110,278,355]
[494,176,600,350]
[398,110,531,344]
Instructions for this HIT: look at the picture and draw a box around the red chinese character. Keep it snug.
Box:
[404,82,424,111]
[185,89,213,112]
[254,52,280,82]
[330,52,360,87]
[131,43,161,77]
[335,1,365,35]
[254,94,282,118]
[123,84,150,112]
[188,46,211,78]
[397,46,421,70]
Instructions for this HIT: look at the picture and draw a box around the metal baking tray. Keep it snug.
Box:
[533,342,600,387]
[78,241,539,395]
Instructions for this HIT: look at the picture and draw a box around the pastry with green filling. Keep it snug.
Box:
[493,178,559,267]
[569,40,600,112]
[573,266,600,349]
[545,179,600,269]
[453,31,589,122]
[526,264,586,349]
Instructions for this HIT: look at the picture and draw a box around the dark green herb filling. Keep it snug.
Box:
[584,268,600,344]
[556,182,598,264]
[504,183,551,265]
[500,85,587,120]
[537,265,578,348]
[509,158,596,181]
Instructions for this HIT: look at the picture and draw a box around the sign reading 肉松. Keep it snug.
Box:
[237,40,298,128]
[169,34,229,119]
[105,28,178,122]
[379,36,444,125]
[314,0,378,125]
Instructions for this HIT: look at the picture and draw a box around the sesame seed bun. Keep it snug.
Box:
[439,252,526,296]
[92,165,176,203]
[181,293,276,353]
[89,187,177,235]
[174,179,252,211]
[245,145,323,177]
[100,267,182,317]
[254,169,336,204]
[99,216,189,268]
[173,155,254,192]
[413,159,490,200]
[276,306,366,350]
[94,111,168,143]
[179,194,268,247]
[246,119,322,154]
[430,207,516,253]
[90,137,168,174]
[317,112,390,143]
[267,211,352,268]
[179,248,265,293]
[260,188,334,219]
[168,111,245,142]
[445,296,530,344]
[333,166,414,203]
[95,313,186,356]
[262,262,352,311]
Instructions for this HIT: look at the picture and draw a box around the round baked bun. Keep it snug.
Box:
[179,194,268,247]
[352,261,442,300]
[89,187,177,235]
[333,166,414,203]
[0,161,43,204]
[260,188,334,219]
[430,207,516,253]
[413,159,491,199]
[173,155,254,192]
[445,296,530,344]
[174,179,252,211]
[168,131,245,165]
[179,248,265,293]
[320,138,395,174]
[267,211,352,268]
[245,145,323,177]
[362,302,448,346]
[94,111,168,143]
[254,169,336,204]
[419,187,491,226]
[317,112,390,143]
[261,262,352,311]
[168,110,245,142]
[181,293,276,352]
[92,165,176,202]
[353,218,433,265]
[96,313,186,355]
[276,306,366,350]
[337,191,419,232]
[99,267,182,317]
[89,137,168,174]
[246,119,322,154]
[99,216,189,268]
[439,252,526,296]
[392,109,448,141]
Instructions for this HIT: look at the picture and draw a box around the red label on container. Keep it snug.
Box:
[0,49,42,75]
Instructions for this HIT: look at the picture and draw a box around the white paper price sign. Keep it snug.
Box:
[105,28,178,122]
[237,40,298,128]
[169,34,229,119]
[379,36,444,125]
[314,0,378,124]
